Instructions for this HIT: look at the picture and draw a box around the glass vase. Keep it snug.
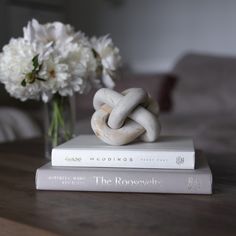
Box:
[44,94,76,159]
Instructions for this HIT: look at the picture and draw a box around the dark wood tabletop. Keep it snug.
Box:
[0,138,236,236]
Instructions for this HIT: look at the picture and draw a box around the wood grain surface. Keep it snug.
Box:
[0,138,236,236]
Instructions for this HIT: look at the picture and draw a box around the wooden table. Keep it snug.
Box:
[0,138,236,236]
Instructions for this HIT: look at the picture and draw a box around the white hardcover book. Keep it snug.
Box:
[52,135,195,169]
[36,152,211,194]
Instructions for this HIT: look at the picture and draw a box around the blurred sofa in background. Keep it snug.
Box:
[161,53,236,154]
[0,85,42,142]
[0,52,235,156]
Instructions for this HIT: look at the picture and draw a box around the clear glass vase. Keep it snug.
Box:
[44,94,76,159]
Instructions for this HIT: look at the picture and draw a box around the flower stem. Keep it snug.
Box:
[48,94,72,147]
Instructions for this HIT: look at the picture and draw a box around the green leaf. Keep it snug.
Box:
[92,48,99,58]
[37,64,42,72]
[21,79,26,87]
[32,55,39,70]
[36,77,46,82]
[27,73,36,83]
[20,55,45,87]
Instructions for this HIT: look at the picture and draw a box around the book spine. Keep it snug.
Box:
[51,149,195,169]
[36,168,212,194]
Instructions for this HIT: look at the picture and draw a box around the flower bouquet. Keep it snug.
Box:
[0,19,121,157]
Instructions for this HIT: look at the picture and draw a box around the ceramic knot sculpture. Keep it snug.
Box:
[91,88,161,145]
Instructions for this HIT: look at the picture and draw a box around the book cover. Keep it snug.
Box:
[51,135,195,169]
[36,152,212,194]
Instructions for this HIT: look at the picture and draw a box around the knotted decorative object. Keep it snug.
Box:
[91,88,161,145]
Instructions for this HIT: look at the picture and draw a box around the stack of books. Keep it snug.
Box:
[35,135,212,194]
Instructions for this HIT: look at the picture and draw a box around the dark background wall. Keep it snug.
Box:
[1,0,236,73]
[67,0,236,72]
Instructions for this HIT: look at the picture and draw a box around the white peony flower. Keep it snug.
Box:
[0,38,48,101]
[38,42,94,101]
[0,19,122,103]
[91,35,122,88]
[0,37,89,103]
[22,19,94,100]
[24,19,74,45]
[61,43,93,95]
[23,19,89,56]
[38,57,70,102]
